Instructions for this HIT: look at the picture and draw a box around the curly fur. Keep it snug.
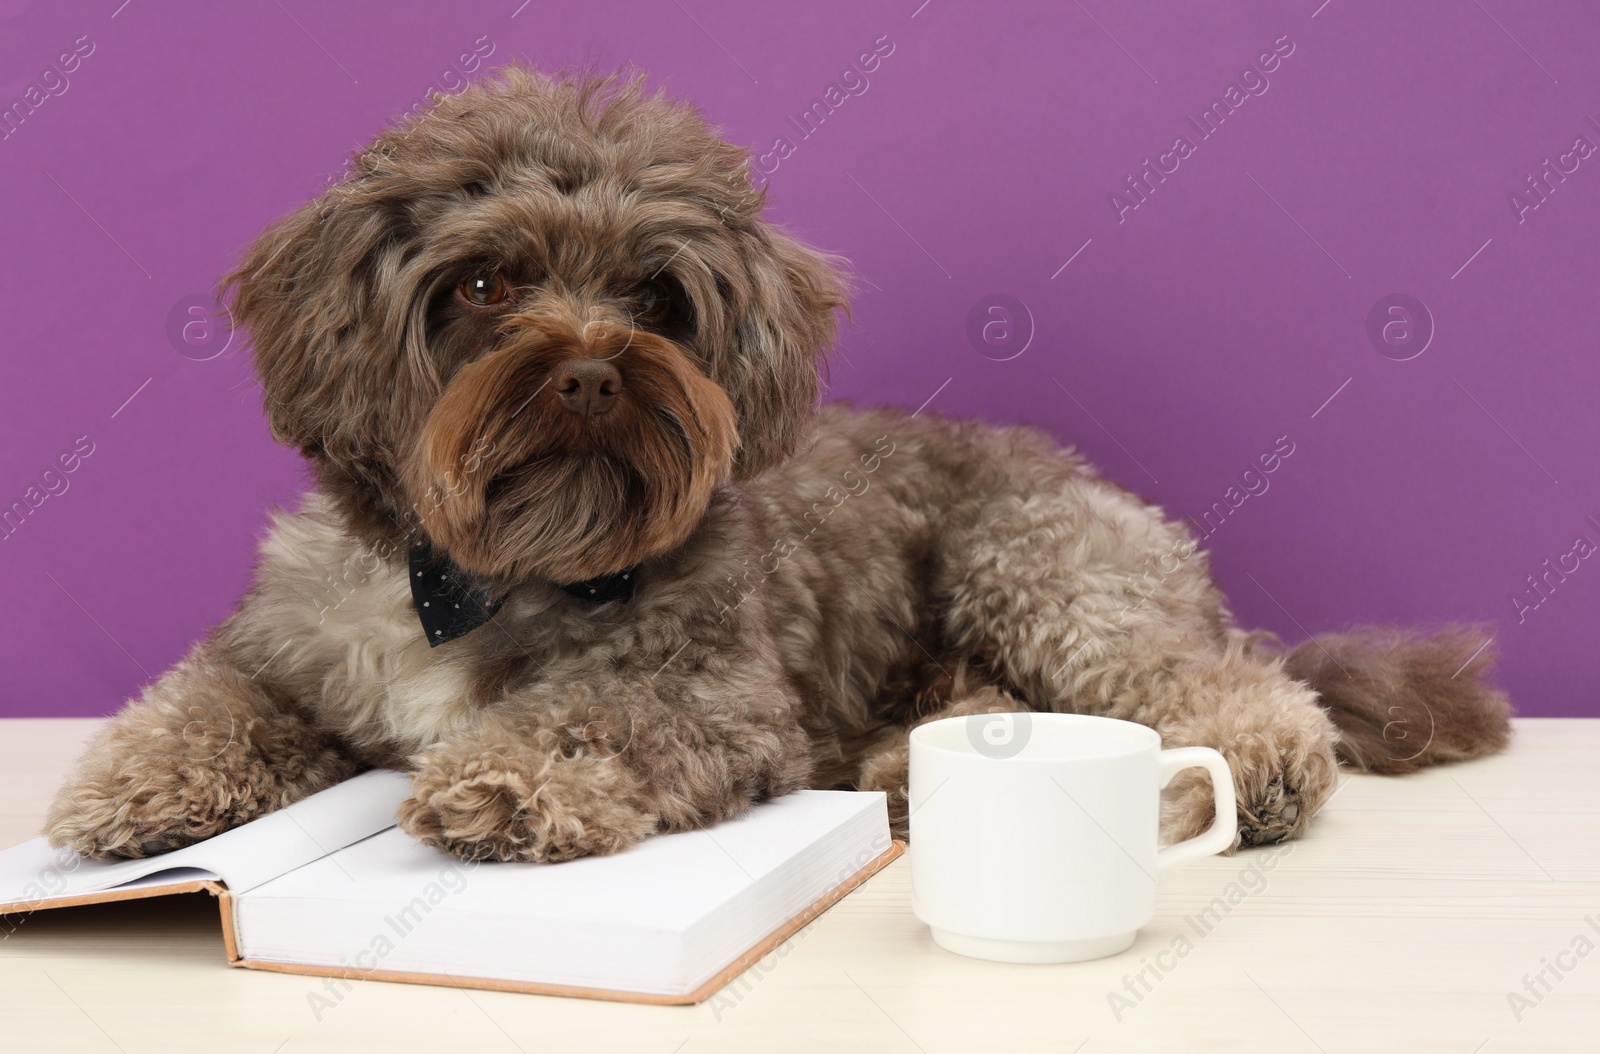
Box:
[1282,625,1512,775]
[43,66,1512,864]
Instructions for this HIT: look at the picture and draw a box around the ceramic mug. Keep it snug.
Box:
[909,712,1236,964]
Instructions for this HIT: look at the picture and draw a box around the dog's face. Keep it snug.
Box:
[225,68,845,584]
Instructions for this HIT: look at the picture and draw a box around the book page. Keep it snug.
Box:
[0,769,412,912]
[234,790,890,996]
[246,789,880,929]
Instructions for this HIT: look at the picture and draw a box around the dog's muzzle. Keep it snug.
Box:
[402,313,739,583]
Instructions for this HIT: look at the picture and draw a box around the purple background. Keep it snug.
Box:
[2,1,1596,718]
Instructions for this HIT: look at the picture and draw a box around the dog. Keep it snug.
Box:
[45,67,1512,863]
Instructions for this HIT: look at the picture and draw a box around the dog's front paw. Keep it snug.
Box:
[1164,714,1340,851]
[397,745,659,863]
[45,693,357,859]
[46,735,273,859]
[47,763,231,859]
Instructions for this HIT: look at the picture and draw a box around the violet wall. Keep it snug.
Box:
[2,0,1596,717]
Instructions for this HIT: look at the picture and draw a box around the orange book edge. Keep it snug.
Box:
[1,839,904,1005]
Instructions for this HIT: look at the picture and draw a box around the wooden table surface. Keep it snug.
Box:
[1,717,1595,1053]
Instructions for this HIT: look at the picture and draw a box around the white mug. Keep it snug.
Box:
[909,712,1236,964]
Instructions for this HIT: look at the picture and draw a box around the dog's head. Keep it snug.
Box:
[224,67,845,584]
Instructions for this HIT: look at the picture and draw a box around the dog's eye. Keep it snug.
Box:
[633,280,671,323]
[459,273,509,307]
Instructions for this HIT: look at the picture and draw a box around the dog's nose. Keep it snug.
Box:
[552,358,622,418]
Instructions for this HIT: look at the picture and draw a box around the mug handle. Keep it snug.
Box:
[1155,747,1238,880]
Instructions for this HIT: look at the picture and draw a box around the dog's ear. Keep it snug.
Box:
[727,224,848,477]
[220,182,432,466]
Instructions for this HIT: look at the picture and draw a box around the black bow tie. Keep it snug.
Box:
[409,545,505,647]
[557,567,638,604]
[409,545,638,646]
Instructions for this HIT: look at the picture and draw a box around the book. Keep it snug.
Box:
[0,771,901,1004]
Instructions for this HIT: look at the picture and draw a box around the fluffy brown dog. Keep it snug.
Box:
[45,68,1511,863]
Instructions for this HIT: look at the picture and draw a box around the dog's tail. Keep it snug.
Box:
[1279,625,1513,774]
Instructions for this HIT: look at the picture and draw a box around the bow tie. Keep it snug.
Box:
[409,545,639,646]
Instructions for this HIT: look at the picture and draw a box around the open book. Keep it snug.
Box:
[0,771,900,1004]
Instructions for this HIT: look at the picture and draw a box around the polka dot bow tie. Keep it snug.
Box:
[409,545,639,646]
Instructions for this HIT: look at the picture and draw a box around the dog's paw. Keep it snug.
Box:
[1164,717,1340,852]
[397,745,659,863]
[45,693,356,859]
[46,751,265,859]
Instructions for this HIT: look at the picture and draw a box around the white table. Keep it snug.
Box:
[1,718,1594,1052]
